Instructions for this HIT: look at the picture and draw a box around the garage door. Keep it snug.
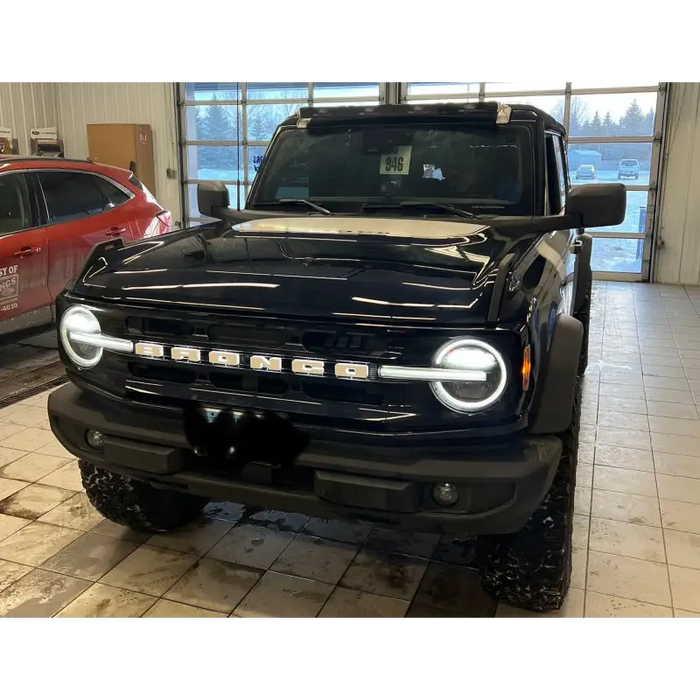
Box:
[178,82,383,226]
[401,82,666,281]
[178,81,665,281]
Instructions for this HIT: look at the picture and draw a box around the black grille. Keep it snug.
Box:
[120,315,409,359]
[89,304,521,432]
[99,307,431,408]
[125,316,196,338]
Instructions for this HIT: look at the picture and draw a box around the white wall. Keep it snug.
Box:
[0,83,58,154]
[54,83,182,224]
[655,82,700,284]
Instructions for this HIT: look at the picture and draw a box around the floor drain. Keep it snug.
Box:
[0,363,67,409]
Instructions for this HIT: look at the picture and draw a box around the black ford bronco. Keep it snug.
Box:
[48,102,625,611]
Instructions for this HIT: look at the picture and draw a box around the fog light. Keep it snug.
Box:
[86,430,104,449]
[432,482,459,507]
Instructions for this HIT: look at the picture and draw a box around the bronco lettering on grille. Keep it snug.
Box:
[133,341,369,380]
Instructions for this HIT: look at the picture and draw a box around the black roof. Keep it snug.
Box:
[279,101,565,134]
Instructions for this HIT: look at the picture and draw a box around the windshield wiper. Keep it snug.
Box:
[256,199,332,215]
[399,201,481,219]
[362,201,479,219]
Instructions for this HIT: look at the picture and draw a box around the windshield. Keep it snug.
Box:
[250,123,535,216]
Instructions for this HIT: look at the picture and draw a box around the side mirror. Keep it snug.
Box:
[566,183,626,229]
[197,181,230,218]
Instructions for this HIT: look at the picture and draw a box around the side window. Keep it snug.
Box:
[0,173,34,235]
[552,136,568,206]
[545,135,560,214]
[95,178,131,207]
[38,171,111,225]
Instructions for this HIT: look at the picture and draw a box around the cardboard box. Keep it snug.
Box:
[87,123,156,196]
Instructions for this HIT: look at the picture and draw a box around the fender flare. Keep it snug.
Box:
[529,314,584,435]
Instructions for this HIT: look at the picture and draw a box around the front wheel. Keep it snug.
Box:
[475,378,581,612]
[80,461,208,533]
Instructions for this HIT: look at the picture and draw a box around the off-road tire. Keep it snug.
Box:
[475,377,581,612]
[576,275,592,376]
[80,460,208,533]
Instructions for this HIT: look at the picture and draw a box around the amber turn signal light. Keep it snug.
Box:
[522,345,532,391]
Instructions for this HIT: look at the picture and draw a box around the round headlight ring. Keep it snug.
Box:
[59,305,103,369]
[430,338,508,413]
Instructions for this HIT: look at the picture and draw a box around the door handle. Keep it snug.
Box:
[105,227,127,237]
[13,246,42,257]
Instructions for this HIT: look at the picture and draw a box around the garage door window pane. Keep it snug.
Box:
[509,95,566,122]
[485,82,565,94]
[246,83,308,100]
[572,81,659,91]
[592,237,644,274]
[187,184,201,218]
[404,97,480,105]
[406,83,480,97]
[568,93,657,138]
[246,103,300,142]
[588,192,649,236]
[185,105,241,142]
[568,142,652,186]
[185,83,240,101]
[187,146,242,181]
[313,83,380,100]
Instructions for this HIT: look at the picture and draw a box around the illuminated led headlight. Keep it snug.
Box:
[430,338,508,413]
[59,305,132,368]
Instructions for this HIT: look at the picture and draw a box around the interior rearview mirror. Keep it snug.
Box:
[566,183,626,229]
[197,181,230,218]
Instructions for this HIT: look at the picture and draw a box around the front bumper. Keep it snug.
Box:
[48,383,563,536]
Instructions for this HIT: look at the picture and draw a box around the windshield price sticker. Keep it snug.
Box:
[380,146,412,176]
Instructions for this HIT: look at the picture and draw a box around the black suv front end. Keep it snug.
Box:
[48,287,561,535]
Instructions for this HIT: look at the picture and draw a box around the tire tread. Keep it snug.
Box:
[80,460,208,533]
[476,378,582,612]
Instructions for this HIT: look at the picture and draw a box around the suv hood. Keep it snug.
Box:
[72,216,538,325]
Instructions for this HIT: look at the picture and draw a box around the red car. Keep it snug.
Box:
[0,156,171,337]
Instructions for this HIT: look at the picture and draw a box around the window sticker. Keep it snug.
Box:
[422,164,444,180]
[379,145,412,176]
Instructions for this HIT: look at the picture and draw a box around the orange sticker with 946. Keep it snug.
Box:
[380,146,412,176]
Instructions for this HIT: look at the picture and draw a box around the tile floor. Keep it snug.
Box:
[1,282,700,617]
